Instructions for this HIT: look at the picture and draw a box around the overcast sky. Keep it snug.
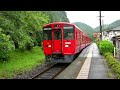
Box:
[66,11,120,28]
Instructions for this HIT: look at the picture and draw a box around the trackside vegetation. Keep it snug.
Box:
[98,40,120,79]
[104,52,120,79]
[0,46,45,79]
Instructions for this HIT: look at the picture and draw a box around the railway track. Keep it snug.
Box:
[32,63,70,79]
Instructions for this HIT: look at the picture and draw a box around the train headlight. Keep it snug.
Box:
[48,45,51,47]
[65,45,69,47]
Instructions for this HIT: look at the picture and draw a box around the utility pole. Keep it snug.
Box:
[99,11,104,41]
[100,11,102,41]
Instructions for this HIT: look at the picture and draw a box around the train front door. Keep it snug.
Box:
[52,28,62,54]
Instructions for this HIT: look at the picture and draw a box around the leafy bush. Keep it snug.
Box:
[104,52,120,79]
[0,30,15,61]
[99,40,114,55]
[18,32,34,51]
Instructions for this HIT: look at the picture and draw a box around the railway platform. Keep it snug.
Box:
[55,43,115,79]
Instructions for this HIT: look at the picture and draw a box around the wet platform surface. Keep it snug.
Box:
[88,43,114,79]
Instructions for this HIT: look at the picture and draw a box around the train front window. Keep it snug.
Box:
[53,29,61,40]
[64,26,74,40]
[43,27,52,40]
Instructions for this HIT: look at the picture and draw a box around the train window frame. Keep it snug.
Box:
[43,27,52,40]
[63,25,74,40]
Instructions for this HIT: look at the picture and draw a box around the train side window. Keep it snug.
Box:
[82,35,84,41]
[43,28,52,40]
[76,32,77,40]
[81,35,82,41]
[79,32,81,41]
[64,26,74,40]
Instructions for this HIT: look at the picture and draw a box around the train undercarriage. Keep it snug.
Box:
[45,54,75,63]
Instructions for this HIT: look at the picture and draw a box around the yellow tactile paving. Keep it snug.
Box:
[76,44,94,79]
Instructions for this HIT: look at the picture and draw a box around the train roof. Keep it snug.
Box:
[43,22,83,32]
[43,22,75,27]
[74,24,83,32]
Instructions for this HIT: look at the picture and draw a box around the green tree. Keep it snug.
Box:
[0,28,15,61]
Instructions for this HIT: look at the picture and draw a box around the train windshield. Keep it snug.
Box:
[64,26,74,40]
[43,27,52,40]
[53,29,61,40]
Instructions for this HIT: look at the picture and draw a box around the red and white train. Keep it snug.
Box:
[42,22,92,63]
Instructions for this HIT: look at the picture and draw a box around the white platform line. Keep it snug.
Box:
[76,44,94,79]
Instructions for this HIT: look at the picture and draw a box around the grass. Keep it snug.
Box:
[0,46,45,79]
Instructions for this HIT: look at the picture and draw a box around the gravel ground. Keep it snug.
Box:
[13,63,49,79]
